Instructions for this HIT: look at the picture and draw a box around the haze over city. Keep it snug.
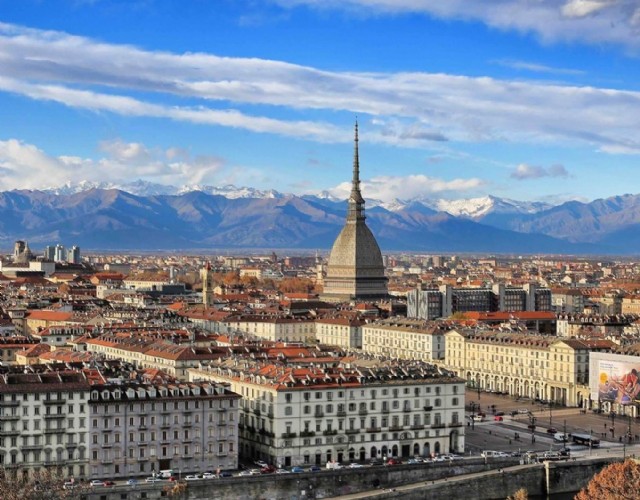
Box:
[2,0,640,205]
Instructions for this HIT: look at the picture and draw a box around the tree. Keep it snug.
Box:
[506,488,528,500]
[0,468,90,500]
[164,481,188,497]
[575,459,640,500]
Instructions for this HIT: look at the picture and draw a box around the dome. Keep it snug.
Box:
[327,222,384,275]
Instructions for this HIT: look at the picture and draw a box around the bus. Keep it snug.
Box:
[572,433,600,447]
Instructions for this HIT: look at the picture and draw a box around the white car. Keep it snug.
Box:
[349,463,365,468]
[90,480,104,487]
[275,468,291,474]
[238,470,252,477]
[184,475,200,481]
[254,460,268,468]
[202,472,216,479]
[145,477,163,483]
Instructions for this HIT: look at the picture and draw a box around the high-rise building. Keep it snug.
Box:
[44,245,55,261]
[54,244,66,263]
[68,245,81,264]
[321,123,388,302]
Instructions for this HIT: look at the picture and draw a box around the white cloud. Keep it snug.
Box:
[272,0,640,50]
[511,163,570,180]
[0,138,226,191]
[329,174,484,202]
[493,59,585,75]
[2,22,640,154]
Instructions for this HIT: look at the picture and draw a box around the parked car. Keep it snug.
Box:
[202,472,216,479]
[127,479,138,486]
[385,458,402,466]
[546,427,558,434]
[407,458,422,464]
[145,477,163,483]
[291,466,304,473]
[308,466,322,472]
[254,460,268,468]
[238,470,253,477]
[89,480,104,487]
[102,480,115,487]
[276,468,291,474]
[349,463,365,468]
[261,465,277,474]
[494,415,503,421]
[218,471,233,478]
[369,458,383,466]
[184,475,200,481]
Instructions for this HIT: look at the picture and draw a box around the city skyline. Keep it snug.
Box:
[2,1,640,204]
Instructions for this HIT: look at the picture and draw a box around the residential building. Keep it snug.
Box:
[315,317,364,349]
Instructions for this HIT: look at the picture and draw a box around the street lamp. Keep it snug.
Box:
[529,415,537,444]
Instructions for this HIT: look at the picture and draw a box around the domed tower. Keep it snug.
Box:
[321,122,388,302]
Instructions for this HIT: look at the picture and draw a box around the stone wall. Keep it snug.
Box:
[84,457,620,500]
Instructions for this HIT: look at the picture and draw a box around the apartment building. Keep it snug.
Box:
[189,357,464,467]
[0,369,91,480]
[361,318,448,362]
[445,329,614,407]
[315,317,364,349]
[222,315,316,343]
[88,380,240,480]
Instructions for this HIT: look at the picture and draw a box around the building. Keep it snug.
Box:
[362,318,449,362]
[0,369,91,480]
[445,329,614,407]
[315,317,364,349]
[189,356,464,467]
[201,262,214,307]
[407,283,551,319]
[68,246,81,265]
[321,123,388,302]
[88,379,240,480]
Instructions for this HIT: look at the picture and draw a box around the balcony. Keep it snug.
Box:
[365,427,381,433]
[44,428,65,434]
[345,429,359,435]
[402,407,412,413]
[44,414,65,420]
[389,426,403,432]
[337,410,347,417]
[0,400,20,407]
[281,432,297,439]
[138,425,148,430]
[22,444,43,451]
[431,423,445,429]
[253,408,261,417]
[423,406,433,412]
[218,407,227,412]
[410,425,425,430]
[300,430,315,438]
[381,407,390,414]
[160,423,171,429]
[314,410,324,418]
[0,415,20,421]
[449,422,463,428]
[322,430,337,436]
[44,398,66,405]
[216,421,227,427]
[358,409,368,416]
[0,429,20,436]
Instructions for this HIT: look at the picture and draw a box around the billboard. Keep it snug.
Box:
[591,355,640,405]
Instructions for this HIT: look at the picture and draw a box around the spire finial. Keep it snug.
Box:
[348,119,365,221]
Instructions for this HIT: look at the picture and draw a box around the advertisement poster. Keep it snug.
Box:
[596,359,640,405]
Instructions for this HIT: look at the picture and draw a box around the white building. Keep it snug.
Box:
[189,357,464,467]
[315,318,364,349]
[362,318,447,362]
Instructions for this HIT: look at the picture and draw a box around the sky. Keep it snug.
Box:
[2,0,640,205]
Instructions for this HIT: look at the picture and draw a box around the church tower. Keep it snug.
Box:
[321,122,388,302]
[201,262,214,307]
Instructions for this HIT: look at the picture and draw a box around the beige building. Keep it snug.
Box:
[315,318,364,349]
[362,319,447,362]
[223,316,316,343]
[445,330,614,407]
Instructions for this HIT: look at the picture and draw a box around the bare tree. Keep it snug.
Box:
[506,488,528,500]
[0,468,90,500]
[576,459,640,500]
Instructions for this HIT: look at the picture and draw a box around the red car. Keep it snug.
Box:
[260,465,277,474]
[494,416,503,421]
[102,481,115,487]
[385,458,402,466]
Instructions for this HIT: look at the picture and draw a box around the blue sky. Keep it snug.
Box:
[2,0,640,205]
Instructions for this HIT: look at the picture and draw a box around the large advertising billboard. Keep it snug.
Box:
[590,353,640,405]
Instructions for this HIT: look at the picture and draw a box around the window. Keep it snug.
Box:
[284,406,293,416]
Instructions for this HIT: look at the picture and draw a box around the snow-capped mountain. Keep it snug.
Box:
[428,195,552,219]
[44,180,284,199]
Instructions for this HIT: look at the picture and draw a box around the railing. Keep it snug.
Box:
[389,426,403,432]
[300,430,315,437]
[281,432,297,438]
[323,430,337,436]
[431,423,445,429]
[381,407,390,413]
[423,406,433,412]
[358,409,368,416]
[449,422,463,428]
[365,427,381,433]
[345,429,359,435]
[337,410,347,417]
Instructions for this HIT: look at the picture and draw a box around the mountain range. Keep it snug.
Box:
[0,181,637,254]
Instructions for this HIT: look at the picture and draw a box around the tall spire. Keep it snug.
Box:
[348,120,365,221]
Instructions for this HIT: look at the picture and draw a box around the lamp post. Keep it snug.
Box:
[529,415,536,444]
[470,402,477,430]
[549,401,553,428]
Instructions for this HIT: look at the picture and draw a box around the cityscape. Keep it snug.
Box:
[4,1,640,499]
